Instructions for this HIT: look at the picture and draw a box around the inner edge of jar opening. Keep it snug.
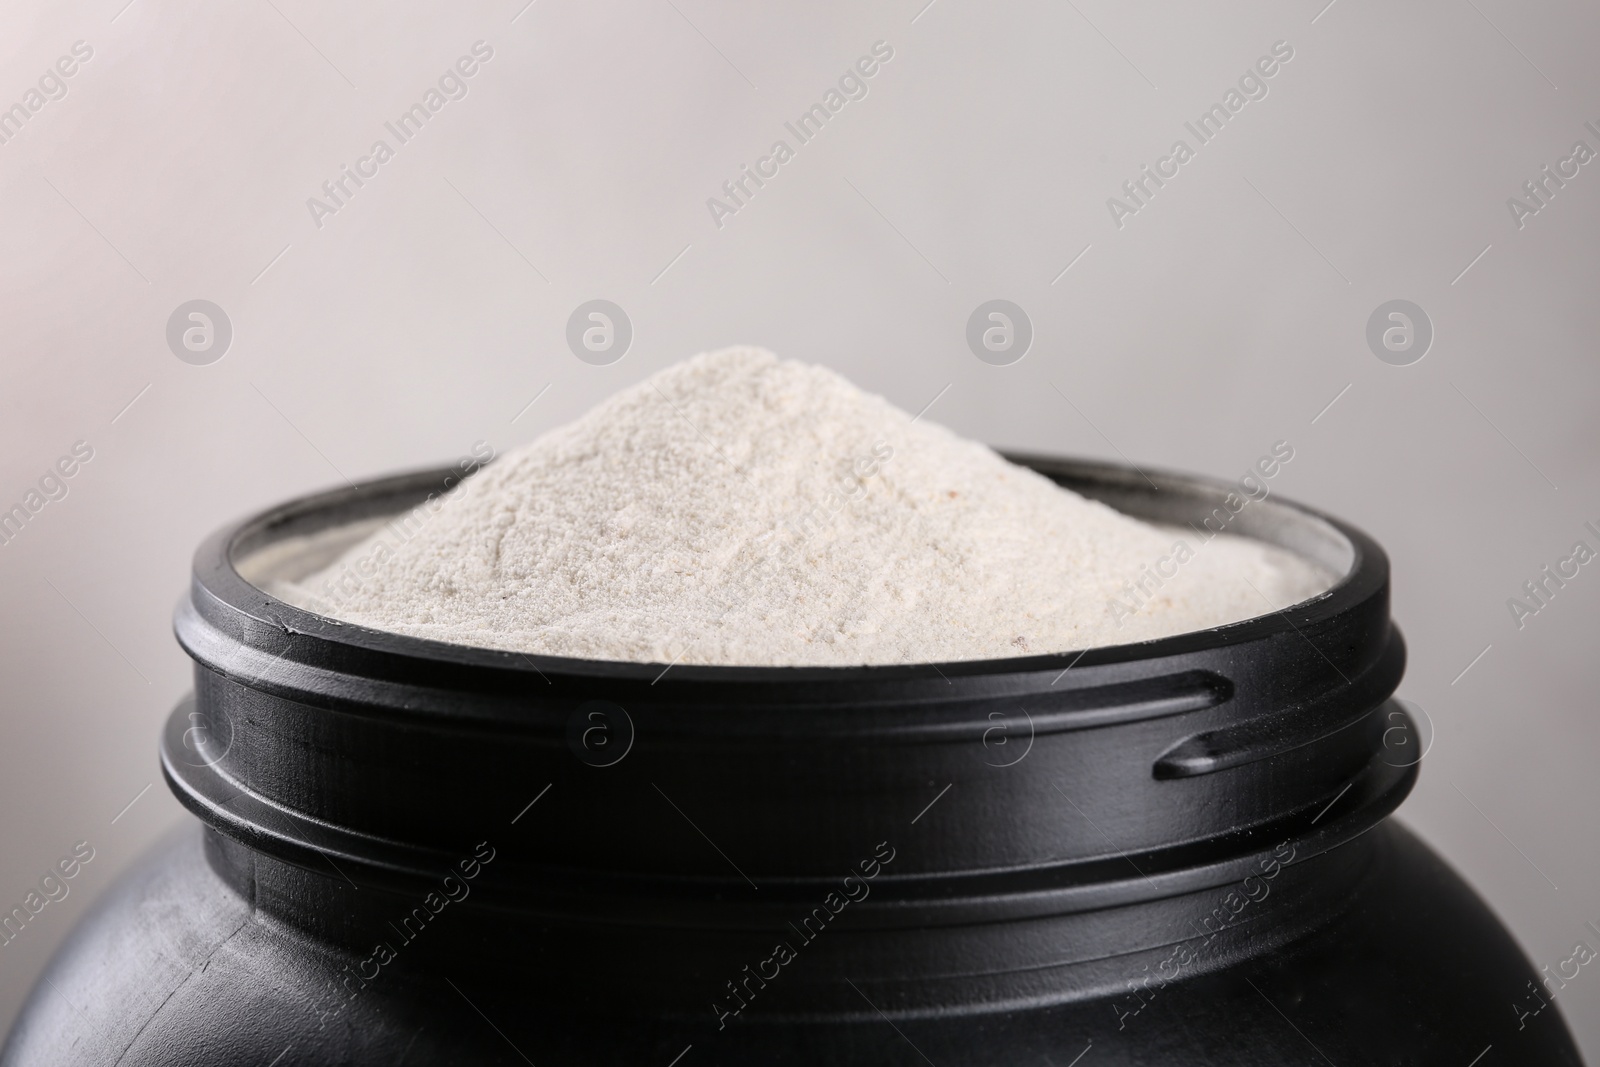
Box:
[227,459,1359,657]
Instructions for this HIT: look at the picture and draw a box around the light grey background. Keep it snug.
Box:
[2,0,1597,1055]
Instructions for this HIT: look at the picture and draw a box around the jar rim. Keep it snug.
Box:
[195,452,1370,688]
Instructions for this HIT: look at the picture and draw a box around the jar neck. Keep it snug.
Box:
[203,801,1397,1022]
[165,456,1414,1021]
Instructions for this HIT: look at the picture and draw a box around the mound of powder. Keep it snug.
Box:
[271,347,1333,665]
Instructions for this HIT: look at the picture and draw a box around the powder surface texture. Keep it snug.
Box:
[273,347,1333,665]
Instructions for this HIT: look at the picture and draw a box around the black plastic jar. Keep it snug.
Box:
[2,456,1582,1065]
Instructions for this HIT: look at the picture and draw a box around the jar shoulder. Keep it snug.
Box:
[0,822,1583,1066]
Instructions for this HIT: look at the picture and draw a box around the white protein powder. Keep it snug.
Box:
[270,347,1334,666]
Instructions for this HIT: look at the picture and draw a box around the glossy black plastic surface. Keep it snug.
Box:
[1,455,1581,1065]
